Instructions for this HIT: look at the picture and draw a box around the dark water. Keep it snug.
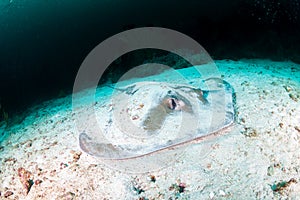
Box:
[0,0,300,118]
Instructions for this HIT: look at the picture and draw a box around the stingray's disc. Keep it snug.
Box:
[79,78,235,160]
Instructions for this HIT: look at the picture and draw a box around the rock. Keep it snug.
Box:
[72,151,82,162]
[4,191,13,198]
[34,179,42,185]
[131,115,139,120]
[283,85,292,92]
[209,192,215,199]
[289,93,298,102]
[279,123,283,128]
[59,192,75,200]
[178,182,186,193]
[25,140,32,148]
[267,166,274,176]
[4,157,17,164]
[219,190,226,196]
[241,127,258,137]
[147,175,156,183]
[270,178,297,193]
[17,167,33,195]
[240,118,246,123]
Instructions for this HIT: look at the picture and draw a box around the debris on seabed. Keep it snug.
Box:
[270,178,297,194]
[4,191,14,198]
[17,167,34,195]
[241,127,258,137]
[209,191,215,199]
[132,177,145,195]
[147,175,156,183]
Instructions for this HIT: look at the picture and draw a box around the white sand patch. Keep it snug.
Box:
[0,59,299,199]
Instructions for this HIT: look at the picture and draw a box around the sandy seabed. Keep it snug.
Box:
[0,59,300,200]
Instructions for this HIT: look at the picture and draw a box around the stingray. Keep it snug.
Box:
[79,78,235,160]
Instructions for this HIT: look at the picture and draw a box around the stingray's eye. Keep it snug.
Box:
[167,98,177,110]
[171,98,177,109]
